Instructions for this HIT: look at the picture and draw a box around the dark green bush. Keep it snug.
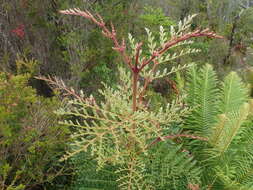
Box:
[0,72,70,189]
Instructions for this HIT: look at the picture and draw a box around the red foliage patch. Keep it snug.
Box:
[11,24,25,39]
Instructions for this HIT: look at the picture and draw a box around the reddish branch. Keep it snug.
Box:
[137,30,222,103]
[59,8,223,112]
[135,42,143,69]
[59,8,132,70]
[138,60,159,104]
[60,9,222,74]
[139,29,223,71]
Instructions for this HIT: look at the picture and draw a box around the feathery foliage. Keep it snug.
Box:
[56,67,190,189]
[185,64,253,189]
[185,64,219,135]
[37,8,222,189]
[70,152,119,190]
[144,141,202,190]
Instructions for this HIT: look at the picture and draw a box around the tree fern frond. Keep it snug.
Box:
[209,72,249,154]
[214,118,253,189]
[215,164,253,190]
[185,64,219,135]
[209,102,250,154]
[145,141,202,190]
[71,152,119,190]
[186,64,199,106]
[219,72,249,114]
[184,65,253,189]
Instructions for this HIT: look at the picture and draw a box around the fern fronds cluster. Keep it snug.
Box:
[185,64,253,189]
[144,141,202,190]
[70,152,119,190]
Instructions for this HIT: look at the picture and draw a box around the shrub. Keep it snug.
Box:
[0,71,70,190]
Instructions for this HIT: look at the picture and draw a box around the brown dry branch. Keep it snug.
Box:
[35,76,106,118]
[35,76,85,102]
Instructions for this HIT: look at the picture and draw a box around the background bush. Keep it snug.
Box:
[0,62,70,189]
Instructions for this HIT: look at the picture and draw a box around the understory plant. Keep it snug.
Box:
[40,8,223,189]
[184,64,253,189]
[0,58,70,190]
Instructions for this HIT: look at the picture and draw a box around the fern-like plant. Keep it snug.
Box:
[185,64,253,189]
[37,8,222,189]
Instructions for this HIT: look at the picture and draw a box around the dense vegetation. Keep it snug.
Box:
[1,0,253,189]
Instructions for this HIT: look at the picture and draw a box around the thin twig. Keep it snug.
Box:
[139,29,223,71]
[59,8,133,70]
[148,134,208,148]
[138,60,159,104]
[135,42,143,69]
[34,76,84,102]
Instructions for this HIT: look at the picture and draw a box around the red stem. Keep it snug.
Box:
[59,9,133,69]
[138,60,159,104]
[139,30,223,71]
[132,72,138,112]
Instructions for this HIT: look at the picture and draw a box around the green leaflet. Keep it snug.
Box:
[185,64,253,189]
[185,64,219,135]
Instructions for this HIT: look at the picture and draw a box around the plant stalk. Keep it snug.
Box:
[132,72,138,112]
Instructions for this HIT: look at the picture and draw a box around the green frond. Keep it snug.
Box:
[219,72,249,114]
[185,64,219,135]
[184,65,253,189]
[209,103,250,154]
[209,72,249,153]
[186,64,199,106]
[203,104,253,189]
[214,157,253,190]
[70,152,119,190]
[213,118,253,190]
[144,141,202,190]
[214,168,251,190]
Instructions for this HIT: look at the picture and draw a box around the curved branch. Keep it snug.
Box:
[148,134,208,148]
[139,29,223,71]
[59,8,132,69]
